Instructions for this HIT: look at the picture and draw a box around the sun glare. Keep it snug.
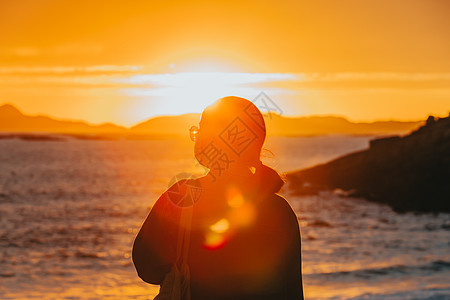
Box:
[118,63,296,120]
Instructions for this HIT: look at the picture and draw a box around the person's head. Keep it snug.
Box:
[191,96,284,192]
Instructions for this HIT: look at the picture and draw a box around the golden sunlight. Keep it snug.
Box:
[118,70,297,121]
[2,1,450,299]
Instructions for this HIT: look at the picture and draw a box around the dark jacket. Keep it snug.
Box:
[132,173,304,300]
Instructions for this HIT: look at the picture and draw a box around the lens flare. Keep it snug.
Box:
[229,203,256,228]
[210,218,230,233]
[226,186,244,208]
[204,231,228,250]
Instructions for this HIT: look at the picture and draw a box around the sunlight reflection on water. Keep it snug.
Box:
[0,137,448,299]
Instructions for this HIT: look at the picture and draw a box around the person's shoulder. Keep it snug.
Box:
[270,193,292,209]
[268,193,298,222]
[164,178,202,207]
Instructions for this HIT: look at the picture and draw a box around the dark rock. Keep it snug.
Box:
[287,115,450,213]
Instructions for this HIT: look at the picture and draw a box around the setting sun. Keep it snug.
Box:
[116,70,297,123]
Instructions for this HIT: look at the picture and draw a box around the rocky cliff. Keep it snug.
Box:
[286,115,450,213]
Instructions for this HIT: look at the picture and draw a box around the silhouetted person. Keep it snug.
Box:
[133,96,304,299]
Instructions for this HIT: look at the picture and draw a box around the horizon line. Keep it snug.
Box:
[0,102,442,129]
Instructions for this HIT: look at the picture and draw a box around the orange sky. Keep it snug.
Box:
[1,0,449,126]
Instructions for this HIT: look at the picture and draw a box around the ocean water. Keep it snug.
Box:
[0,135,449,300]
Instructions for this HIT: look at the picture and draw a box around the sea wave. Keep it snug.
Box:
[310,260,450,280]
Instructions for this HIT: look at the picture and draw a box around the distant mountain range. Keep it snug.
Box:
[0,103,424,137]
[0,104,127,134]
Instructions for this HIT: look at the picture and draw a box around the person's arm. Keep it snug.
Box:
[132,192,180,284]
[280,196,304,300]
[286,216,304,299]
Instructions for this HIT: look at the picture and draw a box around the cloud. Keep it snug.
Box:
[0,65,144,88]
[112,72,450,89]
[1,69,450,92]
[112,72,298,86]
[284,73,450,90]
[7,47,40,57]
[1,43,103,58]
[0,65,142,74]
[301,73,450,82]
